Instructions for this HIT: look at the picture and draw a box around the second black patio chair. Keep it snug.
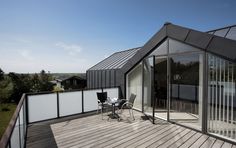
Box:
[118,93,136,120]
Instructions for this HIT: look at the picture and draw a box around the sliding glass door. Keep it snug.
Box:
[169,53,203,130]
[154,57,168,120]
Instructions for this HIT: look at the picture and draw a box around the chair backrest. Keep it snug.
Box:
[97,92,107,103]
[128,93,136,105]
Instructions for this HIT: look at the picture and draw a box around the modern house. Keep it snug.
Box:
[1,23,236,148]
[87,23,236,142]
[51,75,87,90]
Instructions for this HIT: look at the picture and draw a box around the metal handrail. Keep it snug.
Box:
[0,94,26,148]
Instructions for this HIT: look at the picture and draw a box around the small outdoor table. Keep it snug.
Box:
[108,98,121,120]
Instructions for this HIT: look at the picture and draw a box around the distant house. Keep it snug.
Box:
[51,75,87,90]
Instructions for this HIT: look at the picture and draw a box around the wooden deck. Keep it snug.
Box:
[26,110,236,148]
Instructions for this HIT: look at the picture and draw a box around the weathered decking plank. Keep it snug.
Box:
[26,110,236,148]
[200,137,216,148]
[189,134,209,148]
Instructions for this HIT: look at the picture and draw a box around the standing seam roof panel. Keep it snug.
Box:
[105,48,139,69]
[88,47,140,70]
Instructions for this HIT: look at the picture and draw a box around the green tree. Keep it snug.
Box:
[0,77,13,103]
[0,68,4,81]
[8,73,31,103]
[38,70,53,91]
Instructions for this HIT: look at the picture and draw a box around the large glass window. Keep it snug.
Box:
[169,53,203,130]
[169,39,199,54]
[126,62,142,110]
[208,54,236,141]
[143,57,153,115]
[149,40,168,56]
[154,57,168,120]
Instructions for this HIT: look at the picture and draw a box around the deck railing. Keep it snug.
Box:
[0,87,119,148]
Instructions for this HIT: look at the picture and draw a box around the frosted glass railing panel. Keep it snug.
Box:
[103,88,119,99]
[84,89,102,112]
[59,91,82,116]
[10,117,20,148]
[19,106,24,148]
[28,94,57,123]
[23,100,27,133]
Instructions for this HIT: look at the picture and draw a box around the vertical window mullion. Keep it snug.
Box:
[215,57,218,133]
[231,63,234,138]
[219,59,222,135]
[227,62,230,136]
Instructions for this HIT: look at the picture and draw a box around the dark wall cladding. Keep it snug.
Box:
[110,70,115,87]
[106,70,110,87]
[102,70,106,87]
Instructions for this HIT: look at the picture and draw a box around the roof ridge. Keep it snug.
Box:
[206,24,236,33]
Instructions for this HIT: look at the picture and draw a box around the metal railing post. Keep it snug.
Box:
[56,92,60,118]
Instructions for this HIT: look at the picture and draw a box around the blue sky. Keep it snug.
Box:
[0,0,236,73]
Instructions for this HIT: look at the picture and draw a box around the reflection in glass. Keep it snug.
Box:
[149,40,168,56]
[213,28,229,37]
[208,54,236,141]
[170,53,203,130]
[143,57,153,115]
[226,26,236,40]
[169,39,199,54]
[154,57,168,120]
[126,63,142,110]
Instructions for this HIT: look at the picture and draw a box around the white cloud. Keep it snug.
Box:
[55,42,82,56]
[18,49,34,61]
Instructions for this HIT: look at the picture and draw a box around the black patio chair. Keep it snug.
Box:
[97,92,109,119]
[119,93,136,120]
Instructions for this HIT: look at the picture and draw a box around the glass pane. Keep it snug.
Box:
[28,94,57,123]
[213,28,229,37]
[170,53,203,130]
[126,63,142,110]
[103,88,119,100]
[169,39,200,54]
[208,54,236,141]
[10,117,20,148]
[143,57,154,115]
[150,40,167,56]
[208,31,214,34]
[84,89,102,112]
[19,106,24,148]
[154,57,168,120]
[226,26,236,40]
[59,91,82,117]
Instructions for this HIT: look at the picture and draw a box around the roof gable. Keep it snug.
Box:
[121,23,236,74]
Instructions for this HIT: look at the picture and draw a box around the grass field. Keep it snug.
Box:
[0,103,17,139]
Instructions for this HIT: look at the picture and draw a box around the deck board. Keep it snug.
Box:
[26,110,236,148]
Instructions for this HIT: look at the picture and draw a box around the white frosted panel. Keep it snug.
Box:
[10,117,20,148]
[23,100,27,133]
[59,91,82,116]
[19,107,24,148]
[103,88,119,99]
[28,94,57,123]
[84,89,102,112]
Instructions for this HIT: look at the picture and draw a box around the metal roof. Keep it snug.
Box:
[88,47,141,70]
[121,23,236,74]
[207,24,236,41]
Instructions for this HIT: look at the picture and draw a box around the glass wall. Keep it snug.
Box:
[154,57,168,120]
[126,62,142,110]
[208,54,236,141]
[143,58,153,115]
[169,53,203,130]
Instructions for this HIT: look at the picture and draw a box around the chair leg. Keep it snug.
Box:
[131,108,135,120]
